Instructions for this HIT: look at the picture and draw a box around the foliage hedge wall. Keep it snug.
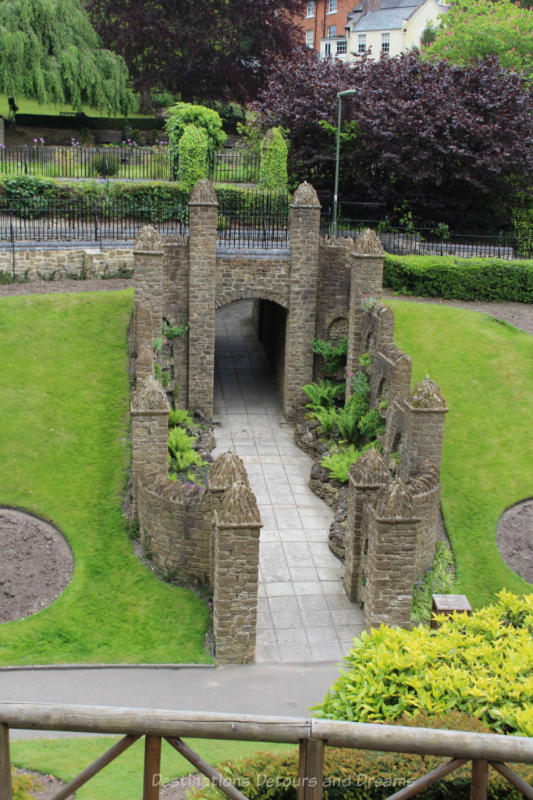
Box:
[0,176,289,220]
[383,254,533,303]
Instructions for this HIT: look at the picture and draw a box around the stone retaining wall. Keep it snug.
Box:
[0,247,133,282]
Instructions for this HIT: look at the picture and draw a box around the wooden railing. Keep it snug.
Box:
[1,703,532,800]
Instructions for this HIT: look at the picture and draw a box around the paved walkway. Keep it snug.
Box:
[0,663,341,739]
[213,301,365,664]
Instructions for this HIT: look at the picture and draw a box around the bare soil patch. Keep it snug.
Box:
[496,499,533,584]
[0,508,74,623]
[13,768,66,800]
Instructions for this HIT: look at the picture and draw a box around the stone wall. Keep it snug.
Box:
[130,364,262,661]
[131,185,448,639]
[216,255,291,310]
[0,246,133,282]
[137,466,213,585]
[338,229,448,628]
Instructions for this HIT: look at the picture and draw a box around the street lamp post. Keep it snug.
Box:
[332,88,356,238]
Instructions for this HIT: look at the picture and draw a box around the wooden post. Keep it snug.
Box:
[471,760,489,800]
[0,724,12,800]
[143,735,162,800]
[297,739,324,800]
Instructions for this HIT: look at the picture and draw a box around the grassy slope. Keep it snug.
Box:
[1,93,151,119]
[0,290,210,664]
[11,737,295,800]
[389,300,533,607]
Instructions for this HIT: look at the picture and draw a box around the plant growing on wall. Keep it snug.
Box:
[312,335,348,374]
[167,406,209,488]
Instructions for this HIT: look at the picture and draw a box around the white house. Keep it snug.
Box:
[319,0,446,61]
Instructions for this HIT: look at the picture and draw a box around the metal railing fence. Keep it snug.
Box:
[0,199,189,247]
[321,217,533,260]
[0,703,532,800]
[208,150,260,184]
[0,196,289,250]
[217,189,289,250]
[0,144,261,184]
[0,144,173,181]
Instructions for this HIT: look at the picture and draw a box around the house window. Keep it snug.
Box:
[381,32,390,52]
[328,0,338,12]
[358,33,367,52]
[328,25,337,37]
[324,41,332,56]
[306,29,314,47]
[336,39,347,54]
[306,1,315,18]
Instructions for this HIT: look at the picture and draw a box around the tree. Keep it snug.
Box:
[0,0,134,114]
[423,0,533,77]
[86,0,306,108]
[254,48,533,227]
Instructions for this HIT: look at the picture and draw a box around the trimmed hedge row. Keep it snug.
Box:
[383,254,533,303]
[13,114,164,131]
[0,176,288,215]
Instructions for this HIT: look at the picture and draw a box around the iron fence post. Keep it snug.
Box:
[23,144,28,175]
[9,202,15,281]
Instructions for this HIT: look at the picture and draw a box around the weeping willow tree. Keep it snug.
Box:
[0,0,135,114]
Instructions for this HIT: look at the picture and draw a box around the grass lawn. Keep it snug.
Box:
[0,290,210,665]
[0,93,152,119]
[389,300,533,608]
[11,737,295,800]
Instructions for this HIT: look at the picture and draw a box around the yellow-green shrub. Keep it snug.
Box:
[315,591,533,737]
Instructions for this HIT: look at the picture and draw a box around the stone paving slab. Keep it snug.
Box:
[213,300,365,664]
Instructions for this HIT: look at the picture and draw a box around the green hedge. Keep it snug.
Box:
[383,254,533,303]
[259,127,288,191]
[178,125,208,190]
[0,176,286,212]
[13,114,164,131]
[191,713,532,800]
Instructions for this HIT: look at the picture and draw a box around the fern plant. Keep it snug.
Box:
[168,407,194,428]
[303,379,344,412]
[313,406,339,435]
[320,444,360,483]
[168,425,196,457]
[334,404,360,443]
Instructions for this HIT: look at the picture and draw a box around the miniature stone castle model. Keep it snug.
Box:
[130,180,447,662]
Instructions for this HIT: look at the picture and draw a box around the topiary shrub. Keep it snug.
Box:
[177,125,209,191]
[259,127,288,190]
[165,102,226,175]
[89,150,120,178]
